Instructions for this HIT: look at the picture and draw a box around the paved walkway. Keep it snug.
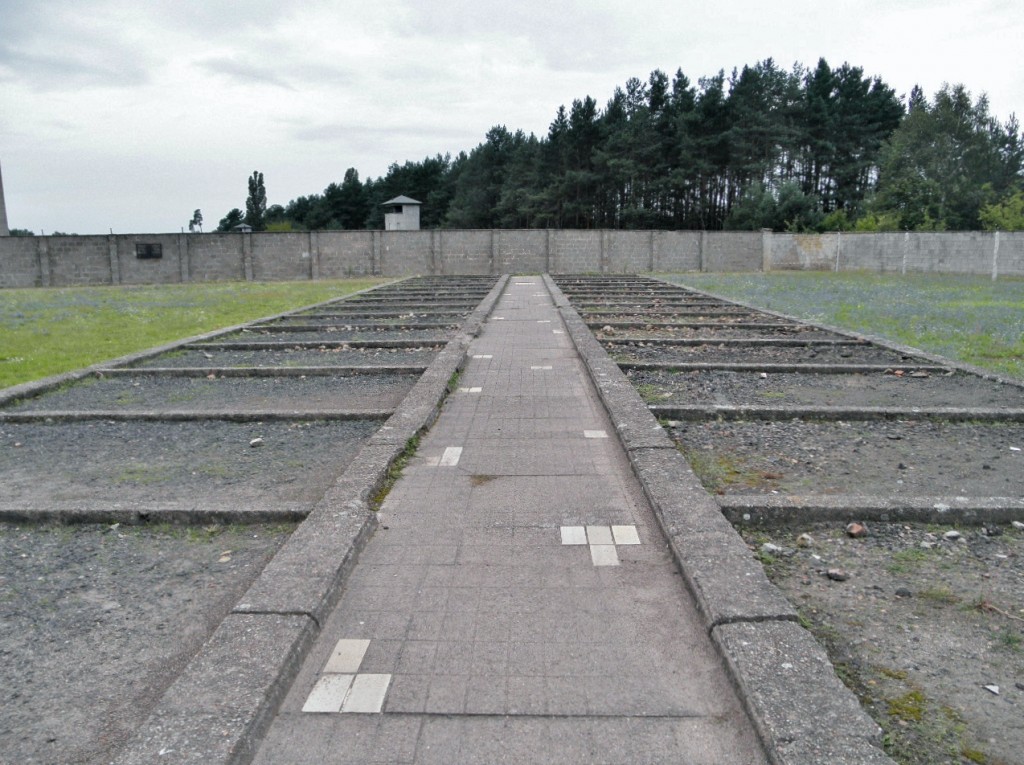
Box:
[252,277,767,764]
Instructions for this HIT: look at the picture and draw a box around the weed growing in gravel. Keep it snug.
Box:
[916,586,961,605]
[372,433,421,510]
[887,548,931,574]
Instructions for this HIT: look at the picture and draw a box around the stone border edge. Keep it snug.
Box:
[112,275,509,765]
[544,275,895,765]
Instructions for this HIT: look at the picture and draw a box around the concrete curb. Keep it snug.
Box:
[545,275,894,765]
[721,493,1024,527]
[0,279,402,408]
[648,404,1024,422]
[113,275,508,765]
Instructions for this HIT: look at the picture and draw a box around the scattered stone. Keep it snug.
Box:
[846,522,868,538]
[249,437,264,448]
[920,541,935,549]
[759,372,768,379]
[826,568,850,582]
[796,533,814,548]
[1013,521,1024,531]
[895,587,913,598]
[910,371,930,378]
[1016,682,1024,692]
[983,684,1000,695]
[760,542,784,555]
[897,462,908,470]
[943,530,962,541]
[601,325,615,334]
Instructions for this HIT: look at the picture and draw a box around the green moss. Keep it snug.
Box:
[887,690,926,722]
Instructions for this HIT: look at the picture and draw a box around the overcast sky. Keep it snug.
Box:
[1,0,1021,235]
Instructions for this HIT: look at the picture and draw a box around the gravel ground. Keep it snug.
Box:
[0,521,293,765]
[667,420,1024,497]
[743,521,1024,765]
[606,341,929,366]
[7,372,415,413]
[223,328,451,342]
[0,419,379,515]
[129,347,441,369]
[594,325,848,340]
[629,369,1024,409]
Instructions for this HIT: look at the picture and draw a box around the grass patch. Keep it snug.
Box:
[371,433,421,510]
[664,272,1024,380]
[678,444,782,493]
[0,279,385,388]
[917,586,961,605]
[886,547,933,574]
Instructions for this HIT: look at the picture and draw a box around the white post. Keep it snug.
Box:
[834,231,842,272]
[992,230,1000,282]
[901,232,909,275]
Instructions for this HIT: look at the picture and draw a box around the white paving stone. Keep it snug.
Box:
[439,446,463,467]
[302,674,353,713]
[584,430,608,439]
[472,354,493,359]
[612,525,641,545]
[323,639,370,674]
[458,387,483,393]
[590,544,620,567]
[586,525,614,545]
[560,526,587,545]
[341,674,392,713]
[531,365,553,370]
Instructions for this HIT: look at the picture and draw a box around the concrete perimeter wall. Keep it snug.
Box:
[2,229,1022,287]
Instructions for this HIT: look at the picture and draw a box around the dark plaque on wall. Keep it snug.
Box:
[136,243,163,259]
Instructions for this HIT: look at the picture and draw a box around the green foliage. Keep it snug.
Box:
[8,228,35,236]
[979,188,1024,230]
[188,209,203,233]
[871,85,1022,230]
[0,279,384,388]
[245,170,267,231]
[216,208,244,232]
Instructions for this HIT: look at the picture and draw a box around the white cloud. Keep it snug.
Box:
[1,0,1021,234]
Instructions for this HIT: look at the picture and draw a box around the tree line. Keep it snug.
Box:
[217,57,1024,234]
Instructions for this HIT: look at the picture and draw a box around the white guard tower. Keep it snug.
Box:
[382,196,421,231]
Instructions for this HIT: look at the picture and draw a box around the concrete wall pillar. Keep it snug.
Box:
[241,232,254,280]
[372,230,382,275]
[599,230,608,274]
[489,230,496,275]
[698,230,707,272]
[760,228,772,272]
[309,230,320,280]
[107,235,121,284]
[36,237,51,287]
[177,234,190,282]
[992,230,1001,282]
